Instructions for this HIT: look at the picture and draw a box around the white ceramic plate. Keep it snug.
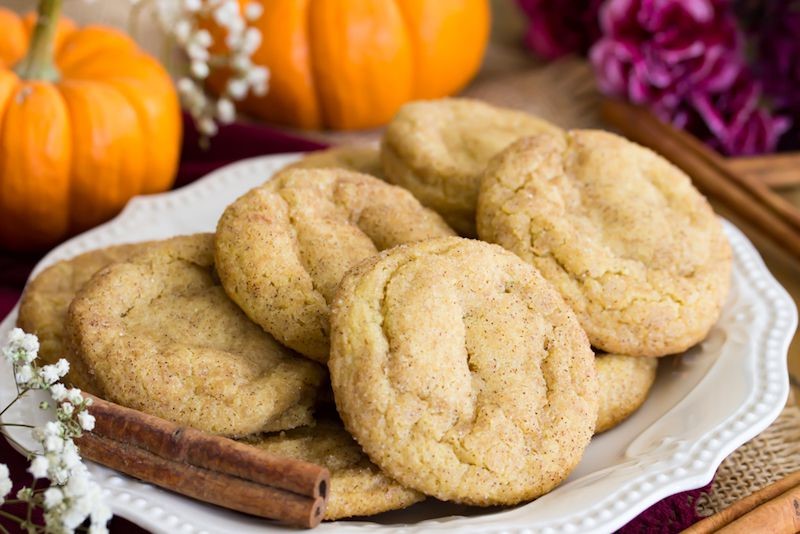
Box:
[0,154,796,534]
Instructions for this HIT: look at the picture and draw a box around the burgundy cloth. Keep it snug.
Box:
[0,114,709,533]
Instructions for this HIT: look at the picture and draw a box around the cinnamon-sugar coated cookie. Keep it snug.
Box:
[595,354,658,433]
[381,98,561,236]
[283,146,383,179]
[329,237,597,505]
[66,234,325,437]
[17,242,153,393]
[477,130,731,357]
[215,168,454,362]
[246,419,424,520]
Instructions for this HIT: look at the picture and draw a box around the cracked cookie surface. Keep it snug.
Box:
[595,353,658,433]
[282,146,384,179]
[17,242,154,393]
[329,237,597,505]
[477,131,732,357]
[381,98,561,236]
[215,168,454,362]
[66,234,325,437]
[246,419,424,520]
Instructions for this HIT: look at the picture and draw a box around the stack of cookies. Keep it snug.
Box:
[17,98,732,519]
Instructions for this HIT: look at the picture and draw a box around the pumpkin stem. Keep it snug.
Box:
[15,0,62,82]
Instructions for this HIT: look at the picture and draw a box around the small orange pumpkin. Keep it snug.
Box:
[0,1,181,251]
[211,0,490,130]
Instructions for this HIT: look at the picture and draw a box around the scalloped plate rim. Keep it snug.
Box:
[0,153,795,534]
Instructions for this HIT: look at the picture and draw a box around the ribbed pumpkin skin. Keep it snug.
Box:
[215,0,490,130]
[0,9,181,251]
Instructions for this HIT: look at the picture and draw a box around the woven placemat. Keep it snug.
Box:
[693,403,800,517]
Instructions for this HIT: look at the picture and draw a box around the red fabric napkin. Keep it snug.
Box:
[0,114,710,533]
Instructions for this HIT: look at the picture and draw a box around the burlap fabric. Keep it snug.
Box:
[694,403,800,516]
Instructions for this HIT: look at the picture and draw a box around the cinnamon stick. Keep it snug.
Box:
[682,471,800,534]
[77,394,330,528]
[77,432,326,528]
[84,394,327,499]
[601,99,800,261]
[728,153,800,189]
[718,483,800,534]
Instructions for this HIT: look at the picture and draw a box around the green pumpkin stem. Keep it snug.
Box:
[15,0,63,82]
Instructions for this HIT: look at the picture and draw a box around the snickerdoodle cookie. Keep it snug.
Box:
[247,419,424,520]
[595,354,658,433]
[329,237,597,505]
[215,168,454,362]
[17,242,153,393]
[283,146,383,179]
[381,98,561,236]
[66,234,325,437]
[477,131,732,357]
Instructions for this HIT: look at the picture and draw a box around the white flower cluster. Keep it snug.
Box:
[29,386,96,485]
[153,0,269,137]
[40,462,111,534]
[5,328,69,390]
[0,463,11,505]
[2,328,109,533]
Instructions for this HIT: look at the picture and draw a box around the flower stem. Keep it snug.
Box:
[0,392,25,418]
[1,423,35,429]
[14,0,63,82]
[0,510,24,524]
[26,480,35,530]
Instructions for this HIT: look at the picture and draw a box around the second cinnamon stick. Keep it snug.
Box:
[84,393,328,499]
[76,432,326,528]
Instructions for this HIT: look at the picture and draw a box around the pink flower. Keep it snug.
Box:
[590,0,790,154]
[517,0,604,59]
[590,0,742,117]
[687,72,791,155]
[746,0,800,150]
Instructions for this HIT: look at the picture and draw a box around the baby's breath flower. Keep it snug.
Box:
[43,487,64,508]
[198,117,219,136]
[28,456,49,479]
[174,20,192,44]
[4,327,39,365]
[15,364,34,386]
[50,383,68,402]
[190,60,210,79]
[231,54,251,72]
[144,0,270,139]
[61,442,82,470]
[0,464,11,504]
[193,29,212,48]
[216,98,236,123]
[39,362,67,385]
[244,2,263,21]
[78,411,96,432]
[66,388,83,405]
[55,359,69,376]
[226,78,248,100]
[183,0,202,12]
[186,42,209,62]
[242,27,261,55]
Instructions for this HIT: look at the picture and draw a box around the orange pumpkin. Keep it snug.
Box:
[0,1,181,251]
[212,0,490,130]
